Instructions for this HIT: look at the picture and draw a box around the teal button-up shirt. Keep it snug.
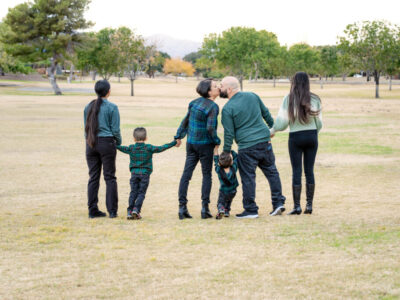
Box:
[84,98,122,145]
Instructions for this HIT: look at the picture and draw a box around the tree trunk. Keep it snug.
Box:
[331,76,333,81]
[175,75,178,83]
[48,60,62,95]
[389,75,392,91]
[342,73,346,81]
[68,64,74,83]
[254,63,258,82]
[239,76,243,91]
[130,79,134,96]
[320,78,323,89]
[273,77,276,88]
[91,71,97,81]
[325,75,328,81]
[374,70,380,99]
[118,74,121,83]
[367,70,370,82]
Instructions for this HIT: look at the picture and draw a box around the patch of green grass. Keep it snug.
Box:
[122,117,183,129]
[319,132,397,155]
[335,122,382,129]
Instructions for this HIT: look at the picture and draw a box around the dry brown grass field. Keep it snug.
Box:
[0,77,399,299]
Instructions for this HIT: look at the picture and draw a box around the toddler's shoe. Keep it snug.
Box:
[216,205,225,220]
[132,208,142,220]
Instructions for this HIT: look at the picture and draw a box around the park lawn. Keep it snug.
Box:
[0,78,399,299]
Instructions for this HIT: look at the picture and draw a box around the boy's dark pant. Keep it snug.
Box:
[178,143,214,206]
[217,190,236,211]
[86,137,118,215]
[128,174,150,212]
[238,142,285,213]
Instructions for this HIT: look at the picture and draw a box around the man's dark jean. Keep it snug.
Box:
[238,142,285,213]
[128,174,150,212]
[178,143,214,206]
[86,137,118,215]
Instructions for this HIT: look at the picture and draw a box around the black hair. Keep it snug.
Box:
[219,151,233,168]
[85,80,111,148]
[133,127,147,141]
[196,78,214,98]
[288,72,320,124]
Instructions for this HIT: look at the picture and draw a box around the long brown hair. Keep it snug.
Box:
[85,80,110,148]
[288,72,320,124]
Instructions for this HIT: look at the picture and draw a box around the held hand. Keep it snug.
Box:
[214,145,219,155]
[270,133,275,138]
[175,139,181,147]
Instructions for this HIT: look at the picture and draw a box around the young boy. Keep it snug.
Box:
[117,127,178,220]
[213,146,239,219]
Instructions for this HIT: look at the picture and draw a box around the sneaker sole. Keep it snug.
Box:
[236,214,259,219]
[270,206,285,216]
[216,212,224,220]
[132,213,140,220]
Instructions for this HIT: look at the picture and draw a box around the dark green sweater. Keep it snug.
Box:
[221,92,274,152]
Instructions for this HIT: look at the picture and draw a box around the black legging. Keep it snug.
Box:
[288,130,318,186]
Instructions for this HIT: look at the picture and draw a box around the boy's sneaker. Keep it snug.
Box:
[127,210,133,220]
[235,211,258,219]
[216,205,225,220]
[224,209,230,218]
[132,208,142,220]
[269,205,285,216]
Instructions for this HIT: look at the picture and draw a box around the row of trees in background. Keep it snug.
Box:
[0,0,399,98]
[0,0,190,96]
[183,22,400,98]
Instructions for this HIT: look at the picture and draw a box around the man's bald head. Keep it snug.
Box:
[220,76,240,99]
[221,76,240,91]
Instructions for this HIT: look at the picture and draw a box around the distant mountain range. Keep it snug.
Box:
[146,34,201,58]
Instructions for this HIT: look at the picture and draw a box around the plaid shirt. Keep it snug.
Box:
[116,140,176,175]
[214,150,239,193]
[175,97,220,145]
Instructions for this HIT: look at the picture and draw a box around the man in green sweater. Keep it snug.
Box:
[220,76,286,218]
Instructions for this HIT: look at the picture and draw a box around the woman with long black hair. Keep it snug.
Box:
[270,72,322,215]
[84,80,121,218]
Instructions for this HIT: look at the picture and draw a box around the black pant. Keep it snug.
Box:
[128,174,150,212]
[178,143,214,205]
[288,130,318,186]
[238,142,285,213]
[217,190,236,211]
[86,137,118,214]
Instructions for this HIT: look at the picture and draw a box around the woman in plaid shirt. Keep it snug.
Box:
[175,79,221,220]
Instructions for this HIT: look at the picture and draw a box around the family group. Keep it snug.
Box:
[83,72,322,220]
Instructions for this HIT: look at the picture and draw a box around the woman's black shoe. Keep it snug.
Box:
[109,212,118,218]
[201,203,212,219]
[178,205,192,220]
[304,183,315,214]
[288,185,302,215]
[88,210,107,218]
[287,207,302,215]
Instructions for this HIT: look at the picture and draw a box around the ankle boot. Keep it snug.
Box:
[178,204,192,220]
[288,185,302,215]
[304,183,315,214]
[201,203,212,219]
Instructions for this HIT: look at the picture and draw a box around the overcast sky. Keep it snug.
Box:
[1,0,399,46]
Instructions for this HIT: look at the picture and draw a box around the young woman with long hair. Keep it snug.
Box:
[84,80,121,218]
[271,72,322,215]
